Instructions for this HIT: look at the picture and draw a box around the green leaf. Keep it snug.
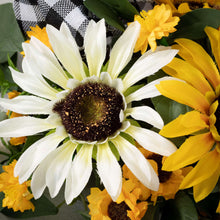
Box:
[0,60,18,96]
[0,192,5,212]
[167,8,220,43]
[143,203,160,220]
[84,0,124,31]
[1,195,58,218]
[161,191,198,220]
[7,54,18,71]
[99,0,138,21]
[0,67,5,86]
[84,0,138,31]
[0,3,24,63]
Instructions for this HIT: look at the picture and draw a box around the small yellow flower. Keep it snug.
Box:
[155,0,220,15]
[123,146,191,203]
[0,160,35,212]
[87,179,148,220]
[6,91,26,146]
[149,156,192,203]
[21,25,52,55]
[132,4,179,53]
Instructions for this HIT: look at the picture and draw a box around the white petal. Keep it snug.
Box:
[23,41,68,89]
[126,125,177,156]
[107,21,140,79]
[31,147,59,199]
[125,77,174,104]
[25,36,69,78]
[126,106,164,129]
[65,144,93,204]
[46,23,86,80]
[112,135,159,191]
[22,55,42,79]
[14,132,66,184]
[0,96,51,115]
[84,19,106,76]
[10,67,57,100]
[97,142,122,201]
[0,116,56,137]
[67,78,80,90]
[122,47,178,90]
[46,141,77,198]
[46,113,62,127]
[100,72,124,92]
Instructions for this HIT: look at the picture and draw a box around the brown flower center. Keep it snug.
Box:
[148,154,172,183]
[108,201,131,220]
[53,82,124,142]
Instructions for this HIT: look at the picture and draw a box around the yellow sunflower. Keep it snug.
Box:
[131,4,179,53]
[156,26,220,202]
[155,0,220,15]
[0,160,35,212]
[6,91,26,146]
[87,179,148,220]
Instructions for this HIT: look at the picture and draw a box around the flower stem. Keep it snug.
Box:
[80,194,88,211]
[57,200,65,209]
[0,150,10,156]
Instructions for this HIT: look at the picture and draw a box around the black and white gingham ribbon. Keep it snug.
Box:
[13,0,152,47]
[13,0,89,46]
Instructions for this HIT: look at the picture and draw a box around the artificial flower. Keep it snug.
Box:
[0,160,34,212]
[155,0,220,15]
[132,4,179,53]
[0,19,177,204]
[149,155,192,203]
[123,146,191,203]
[87,179,148,220]
[6,91,26,146]
[25,25,51,49]
[20,25,52,56]
[156,26,220,202]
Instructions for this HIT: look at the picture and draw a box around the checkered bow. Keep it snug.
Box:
[13,0,89,46]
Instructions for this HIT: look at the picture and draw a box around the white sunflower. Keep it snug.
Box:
[0,19,177,204]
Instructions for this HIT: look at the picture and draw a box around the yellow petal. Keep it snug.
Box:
[179,149,220,189]
[193,165,220,202]
[156,80,210,114]
[173,38,220,89]
[163,57,213,95]
[205,26,220,71]
[10,137,27,146]
[217,201,220,213]
[177,3,191,14]
[162,132,215,171]
[159,110,209,138]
